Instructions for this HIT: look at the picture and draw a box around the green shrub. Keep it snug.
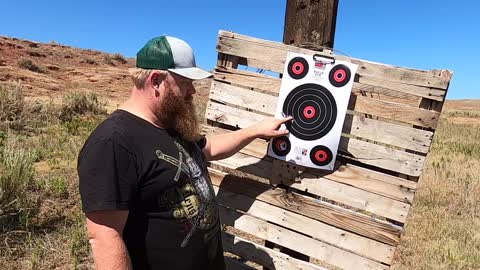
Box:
[17,58,47,74]
[0,138,38,232]
[37,174,68,198]
[27,50,46,58]
[0,84,58,132]
[104,55,115,66]
[59,92,107,122]
[112,53,127,64]
[84,58,97,65]
[0,83,25,129]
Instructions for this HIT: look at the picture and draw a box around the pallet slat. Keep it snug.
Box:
[351,95,440,129]
[216,30,449,90]
[213,67,438,108]
[223,233,328,270]
[206,101,426,176]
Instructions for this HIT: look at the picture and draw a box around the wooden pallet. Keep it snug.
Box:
[205,30,453,270]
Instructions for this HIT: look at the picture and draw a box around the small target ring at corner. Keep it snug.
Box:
[288,57,309,79]
[329,64,351,87]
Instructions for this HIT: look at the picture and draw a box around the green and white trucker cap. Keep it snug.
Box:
[136,35,212,80]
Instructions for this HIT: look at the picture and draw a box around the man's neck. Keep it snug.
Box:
[118,93,164,129]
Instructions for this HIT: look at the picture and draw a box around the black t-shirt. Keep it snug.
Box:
[78,110,225,270]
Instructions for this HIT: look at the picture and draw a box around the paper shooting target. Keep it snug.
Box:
[283,83,337,141]
[287,57,309,79]
[268,52,358,171]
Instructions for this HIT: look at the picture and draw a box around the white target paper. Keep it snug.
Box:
[267,52,358,170]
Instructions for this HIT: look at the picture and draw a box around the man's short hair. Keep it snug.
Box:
[128,68,168,89]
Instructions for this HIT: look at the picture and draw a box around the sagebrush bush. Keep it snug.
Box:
[0,83,25,129]
[112,53,127,64]
[17,58,47,74]
[59,92,107,122]
[84,58,97,65]
[103,55,115,66]
[0,138,38,232]
[0,84,57,131]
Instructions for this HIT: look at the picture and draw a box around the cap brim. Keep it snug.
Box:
[168,67,212,80]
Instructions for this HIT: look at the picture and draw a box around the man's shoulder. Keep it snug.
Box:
[79,110,136,156]
[87,110,129,141]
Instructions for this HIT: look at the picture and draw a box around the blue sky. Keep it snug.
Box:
[1,0,478,99]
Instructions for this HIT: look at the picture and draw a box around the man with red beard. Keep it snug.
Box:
[77,36,292,270]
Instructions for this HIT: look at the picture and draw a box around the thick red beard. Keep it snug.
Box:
[156,90,201,142]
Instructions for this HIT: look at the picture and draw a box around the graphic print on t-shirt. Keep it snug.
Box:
[155,138,219,248]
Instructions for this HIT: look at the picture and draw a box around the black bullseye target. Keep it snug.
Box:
[329,64,351,87]
[283,83,337,141]
[310,145,333,166]
[287,57,309,79]
[271,136,291,156]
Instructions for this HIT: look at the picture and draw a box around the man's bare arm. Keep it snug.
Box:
[86,210,132,270]
[203,116,293,161]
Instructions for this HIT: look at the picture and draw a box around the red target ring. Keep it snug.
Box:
[310,146,333,166]
[314,150,328,162]
[303,105,316,119]
[287,57,309,79]
[292,62,305,75]
[333,69,347,83]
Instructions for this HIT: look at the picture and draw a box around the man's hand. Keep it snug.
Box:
[202,116,293,161]
[248,116,293,139]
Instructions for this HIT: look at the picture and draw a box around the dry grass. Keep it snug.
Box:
[392,116,480,270]
[0,84,106,269]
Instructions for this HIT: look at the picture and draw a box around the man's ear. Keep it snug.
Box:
[150,71,162,90]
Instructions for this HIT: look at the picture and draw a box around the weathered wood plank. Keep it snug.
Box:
[223,233,328,270]
[206,102,426,176]
[357,75,445,101]
[342,114,432,154]
[210,169,402,248]
[339,137,425,177]
[203,124,417,203]
[213,67,442,105]
[209,81,277,115]
[210,148,411,222]
[351,95,440,129]
[210,80,434,152]
[217,30,449,90]
[214,67,281,94]
[353,82,423,106]
[217,53,240,69]
[220,205,391,269]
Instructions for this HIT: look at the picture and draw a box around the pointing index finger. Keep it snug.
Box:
[278,116,294,123]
